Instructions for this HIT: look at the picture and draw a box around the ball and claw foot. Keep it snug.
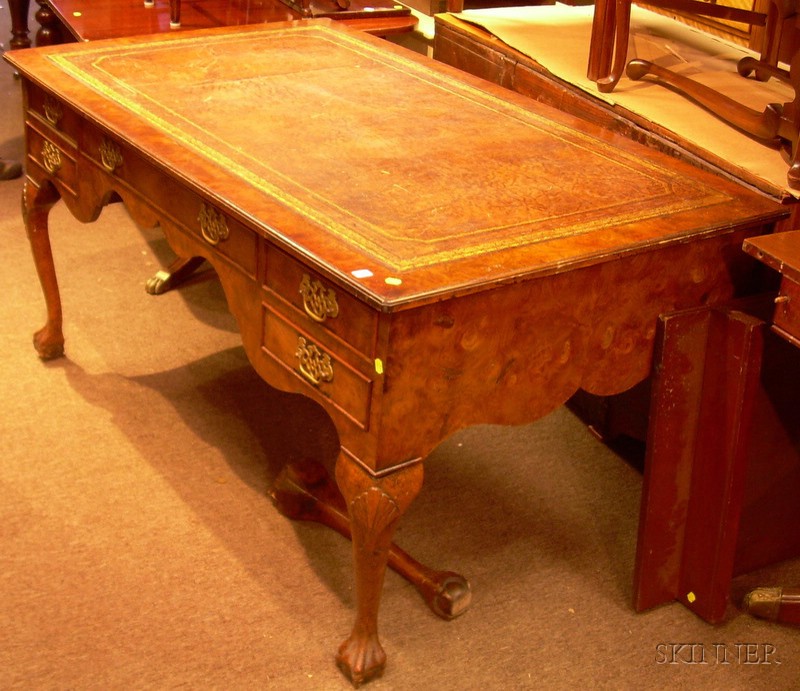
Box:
[33,325,64,360]
[336,632,386,687]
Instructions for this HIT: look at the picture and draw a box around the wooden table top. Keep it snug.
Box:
[45,0,417,39]
[744,231,800,283]
[6,21,785,310]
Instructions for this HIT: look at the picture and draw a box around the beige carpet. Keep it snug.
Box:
[2,9,800,690]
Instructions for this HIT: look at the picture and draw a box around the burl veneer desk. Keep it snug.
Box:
[6,21,786,684]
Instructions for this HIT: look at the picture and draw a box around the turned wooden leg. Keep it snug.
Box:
[34,0,62,46]
[169,0,181,28]
[587,0,613,82]
[23,180,65,360]
[744,587,800,625]
[271,459,471,621]
[8,0,32,50]
[334,454,424,686]
[145,256,206,295]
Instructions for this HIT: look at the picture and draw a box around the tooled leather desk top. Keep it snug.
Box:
[6,21,784,308]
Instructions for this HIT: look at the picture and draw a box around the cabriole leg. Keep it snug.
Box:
[334,454,423,686]
[23,180,64,360]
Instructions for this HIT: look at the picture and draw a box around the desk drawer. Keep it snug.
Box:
[26,87,80,144]
[80,125,257,279]
[26,123,78,196]
[261,304,374,429]
[264,245,378,357]
[774,275,800,343]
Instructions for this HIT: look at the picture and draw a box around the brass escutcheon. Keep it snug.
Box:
[43,97,63,127]
[299,273,339,323]
[295,337,334,386]
[198,203,229,246]
[42,140,62,174]
[99,138,123,172]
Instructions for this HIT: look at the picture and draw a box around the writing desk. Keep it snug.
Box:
[5,21,785,684]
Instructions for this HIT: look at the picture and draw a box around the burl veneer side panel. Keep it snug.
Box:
[372,229,768,468]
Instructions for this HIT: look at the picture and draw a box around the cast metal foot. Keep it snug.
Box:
[145,256,206,295]
[271,459,471,620]
[744,586,800,625]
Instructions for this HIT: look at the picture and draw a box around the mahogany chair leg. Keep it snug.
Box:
[744,587,800,625]
[626,59,785,145]
[170,0,180,28]
[588,0,785,93]
[144,256,206,295]
[271,459,472,621]
[602,0,632,93]
[627,49,800,192]
[587,0,615,84]
[587,0,634,92]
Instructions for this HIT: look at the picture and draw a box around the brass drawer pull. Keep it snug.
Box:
[198,203,229,246]
[42,140,62,174]
[295,336,334,386]
[44,97,63,127]
[99,138,123,172]
[299,273,339,323]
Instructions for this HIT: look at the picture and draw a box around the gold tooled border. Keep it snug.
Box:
[49,24,730,272]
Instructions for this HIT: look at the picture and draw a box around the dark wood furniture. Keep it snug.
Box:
[165,0,412,30]
[17,0,414,48]
[587,0,778,93]
[635,232,800,624]
[587,0,800,191]
[745,230,800,347]
[741,231,800,626]
[634,292,800,622]
[5,21,785,684]
[8,0,31,48]
[433,12,800,221]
